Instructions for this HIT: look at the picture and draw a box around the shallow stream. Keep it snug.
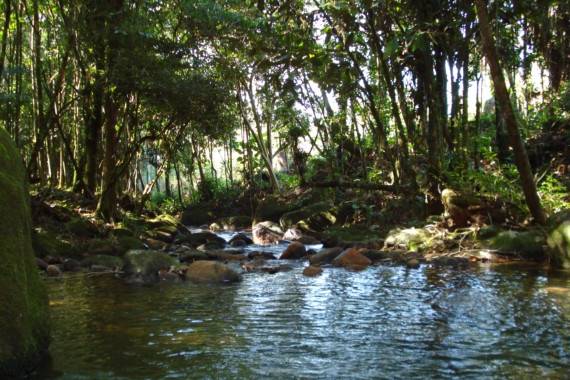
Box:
[34,232,570,379]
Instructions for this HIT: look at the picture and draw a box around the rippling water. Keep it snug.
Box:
[35,243,570,379]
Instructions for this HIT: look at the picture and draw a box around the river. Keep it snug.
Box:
[34,233,570,379]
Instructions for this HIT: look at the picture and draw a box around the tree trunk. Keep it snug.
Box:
[475,0,546,224]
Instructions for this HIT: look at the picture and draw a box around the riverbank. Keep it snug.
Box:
[30,186,569,284]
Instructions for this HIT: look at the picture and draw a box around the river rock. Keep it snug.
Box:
[46,264,62,277]
[309,247,343,265]
[484,230,546,259]
[252,221,283,245]
[123,250,178,283]
[230,233,254,246]
[303,265,323,277]
[280,242,307,260]
[406,258,420,269]
[247,251,276,260]
[385,227,432,252]
[205,250,246,261]
[80,255,124,270]
[283,228,321,244]
[62,258,81,272]
[332,248,372,270]
[279,201,336,232]
[0,128,50,376]
[178,249,209,263]
[431,256,470,269]
[144,238,168,250]
[230,238,246,247]
[36,257,49,271]
[32,227,77,258]
[177,231,227,248]
[547,211,570,268]
[186,261,241,284]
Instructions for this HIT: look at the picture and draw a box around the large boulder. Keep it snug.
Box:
[279,201,336,232]
[186,261,242,284]
[31,227,77,258]
[252,221,283,245]
[484,230,546,259]
[547,211,570,268]
[385,227,431,252]
[283,228,321,245]
[0,128,50,376]
[123,250,178,283]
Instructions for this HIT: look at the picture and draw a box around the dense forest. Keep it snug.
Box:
[0,0,568,221]
[2,0,570,378]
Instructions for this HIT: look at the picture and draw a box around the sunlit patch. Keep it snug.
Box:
[544,286,569,295]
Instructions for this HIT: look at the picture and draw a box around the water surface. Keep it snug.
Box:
[36,253,570,379]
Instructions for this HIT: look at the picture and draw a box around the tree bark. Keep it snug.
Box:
[475,0,546,224]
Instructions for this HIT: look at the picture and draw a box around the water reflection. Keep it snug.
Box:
[37,263,570,379]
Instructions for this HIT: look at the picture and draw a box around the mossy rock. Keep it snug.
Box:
[32,228,78,258]
[485,230,546,259]
[123,250,178,282]
[147,214,183,230]
[66,217,99,238]
[280,201,336,232]
[547,211,570,268]
[117,236,145,254]
[215,215,252,231]
[80,255,124,270]
[477,225,501,239]
[322,225,382,244]
[254,195,295,224]
[385,227,432,252]
[0,128,50,376]
[85,238,119,256]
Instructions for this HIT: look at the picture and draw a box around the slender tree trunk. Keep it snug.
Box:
[0,0,11,80]
[475,0,546,224]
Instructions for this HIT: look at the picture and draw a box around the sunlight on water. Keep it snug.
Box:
[35,259,570,379]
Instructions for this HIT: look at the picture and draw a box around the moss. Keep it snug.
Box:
[547,220,570,268]
[85,238,118,256]
[280,201,336,231]
[0,128,50,376]
[123,250,177,279]
[31,228,78,258]
[217,215,252,230]
[486,230,546,259]
[117,236,145,254]
[65,217,99,238]
[323,225,382,244]
[385,227,432,252]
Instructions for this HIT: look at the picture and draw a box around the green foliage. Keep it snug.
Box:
[446,164,526,211]
[276,172,300,191]
[538,175,570,214]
